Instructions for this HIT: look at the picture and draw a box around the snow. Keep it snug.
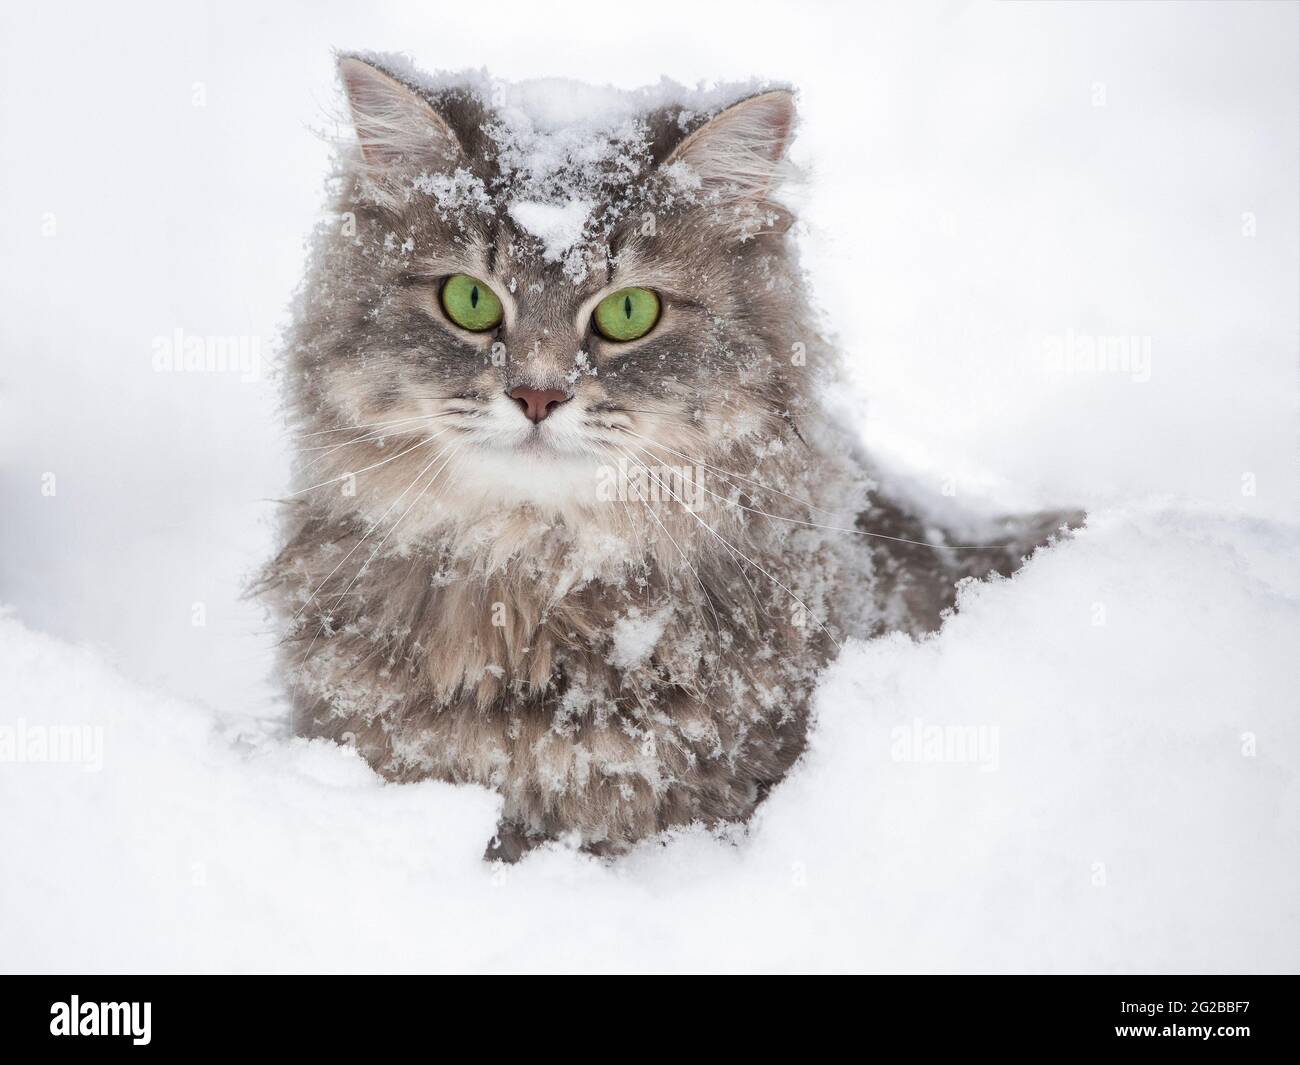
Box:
[462,71,778,281]
[2,502,1297,972]
[508,199,594,262]
[607,608,670,671]
[411,169,495,217]
[1,0,1297,972]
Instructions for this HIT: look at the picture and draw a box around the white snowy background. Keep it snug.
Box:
[1,0,1297,972]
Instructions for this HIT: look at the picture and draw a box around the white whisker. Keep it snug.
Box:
[297,442,462,665]
[616,443,837,649]
[296,411,449,439]
[620,428,1014,552]
[614,451,725,649]
[616,427,837,516]
[289,429,451,496]
[289,444,452,627]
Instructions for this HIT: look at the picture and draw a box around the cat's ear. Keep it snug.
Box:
[663,90,795,206]
[338,56,463,172]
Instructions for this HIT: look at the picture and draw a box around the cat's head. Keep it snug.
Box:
[295,56,818,512]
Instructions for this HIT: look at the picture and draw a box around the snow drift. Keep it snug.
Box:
[3,502,1296,973]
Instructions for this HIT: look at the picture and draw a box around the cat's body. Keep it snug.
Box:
[260,56,1077,858]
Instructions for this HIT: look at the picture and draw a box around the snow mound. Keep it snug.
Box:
[507,199,594,262]
[2,503,1297,973]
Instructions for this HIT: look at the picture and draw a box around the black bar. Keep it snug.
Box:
[0,976,1293,1052]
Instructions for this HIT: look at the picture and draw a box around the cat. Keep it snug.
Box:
[258,54,1080,861]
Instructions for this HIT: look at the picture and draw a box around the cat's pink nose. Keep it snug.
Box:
[508,386,570,424]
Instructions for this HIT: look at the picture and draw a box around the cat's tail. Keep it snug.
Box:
[858,485,1085,636]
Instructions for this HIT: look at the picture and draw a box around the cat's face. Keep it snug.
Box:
[297,59,811,511]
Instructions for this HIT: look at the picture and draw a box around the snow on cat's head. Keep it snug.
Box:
[290,54,817,517]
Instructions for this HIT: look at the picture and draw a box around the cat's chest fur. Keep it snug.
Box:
[267,489,860,851]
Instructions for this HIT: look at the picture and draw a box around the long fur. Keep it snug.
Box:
[258,56,1080,860]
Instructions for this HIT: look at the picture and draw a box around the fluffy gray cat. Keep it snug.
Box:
[259,55,1078,860]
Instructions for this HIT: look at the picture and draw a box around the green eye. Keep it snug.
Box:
[593,287,661,342]
[440,273,503,332]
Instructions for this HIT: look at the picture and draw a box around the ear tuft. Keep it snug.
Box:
[664,90,796,202]
[338,56,463,171]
